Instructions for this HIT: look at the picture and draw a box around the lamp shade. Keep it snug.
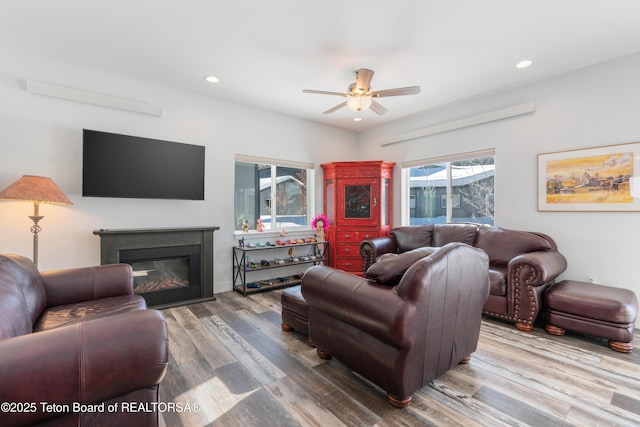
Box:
[347,95,373,112]
[0,175,73,205]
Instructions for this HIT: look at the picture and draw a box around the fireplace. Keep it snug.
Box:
[93,227,219,308]
[119,245,201,307]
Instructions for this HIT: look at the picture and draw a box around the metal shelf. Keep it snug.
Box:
[232,241,329,296]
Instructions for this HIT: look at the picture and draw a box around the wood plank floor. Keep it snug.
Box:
[158,290,640,427]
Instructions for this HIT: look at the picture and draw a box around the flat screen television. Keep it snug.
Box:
[82,129,205,200]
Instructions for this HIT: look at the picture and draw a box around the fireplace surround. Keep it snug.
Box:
[93,226,219,307]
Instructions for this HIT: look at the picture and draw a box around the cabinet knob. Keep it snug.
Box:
[344,248,351,253]
[344,234,352,238]
[344,262,352,267]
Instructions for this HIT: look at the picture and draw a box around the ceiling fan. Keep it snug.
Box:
[303,68,420,115]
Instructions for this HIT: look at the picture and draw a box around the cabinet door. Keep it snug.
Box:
[337,178,379,226]
[324,178,335,225]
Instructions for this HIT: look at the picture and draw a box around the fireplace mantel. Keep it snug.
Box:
[93,226,219,308]
[94,226,220,238]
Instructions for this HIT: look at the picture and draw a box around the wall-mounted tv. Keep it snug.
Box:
[82,129,205,200]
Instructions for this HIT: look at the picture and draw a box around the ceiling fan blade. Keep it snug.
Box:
[323,101,348,114]
[303,89,346,96]
[355,68,374,93]
[371,86,421,98]
[369,100,388,115]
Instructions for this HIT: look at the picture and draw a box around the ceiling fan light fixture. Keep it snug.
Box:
[346,95,372,112]
[304,68,418,116]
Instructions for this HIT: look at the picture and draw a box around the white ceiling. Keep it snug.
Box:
[2,1,640,131]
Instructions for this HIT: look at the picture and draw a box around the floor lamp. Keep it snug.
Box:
[0,175,73,267]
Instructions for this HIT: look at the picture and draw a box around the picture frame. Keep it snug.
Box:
[537,142,640,211]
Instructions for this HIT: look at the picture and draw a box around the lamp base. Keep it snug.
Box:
[28,204,43,267]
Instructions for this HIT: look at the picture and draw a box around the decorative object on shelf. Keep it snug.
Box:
[0,175,73,267]
[280,229,287,238]
[311,213,329,242]
[538,141,640,211]
[242,219,249,232]
[256,218,264,232]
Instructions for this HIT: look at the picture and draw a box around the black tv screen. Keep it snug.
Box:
[82,129,205,200]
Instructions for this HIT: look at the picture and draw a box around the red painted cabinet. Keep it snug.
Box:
[321,161,394,274]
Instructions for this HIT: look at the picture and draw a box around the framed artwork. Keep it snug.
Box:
[537,142,640,211]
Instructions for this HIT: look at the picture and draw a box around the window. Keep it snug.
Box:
[403,149,495,225]
[234,155,314,232]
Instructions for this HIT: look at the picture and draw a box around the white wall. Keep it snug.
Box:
[0,48,357,293]
[358,52,640,323]
[3,45,639,321]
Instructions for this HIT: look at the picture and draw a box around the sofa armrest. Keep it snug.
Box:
[301,265,406,347]
[360,237,398,271]
[508,251,568,288]
[0,309,168,427]
[504,251,567,324]
[41,264,135,307]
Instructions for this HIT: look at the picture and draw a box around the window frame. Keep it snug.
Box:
[401,148,495,225]
[234,154,315,233]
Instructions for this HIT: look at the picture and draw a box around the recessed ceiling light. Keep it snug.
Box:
[353,117,363,122]
[516,60,532,69]
[204,75,219,83]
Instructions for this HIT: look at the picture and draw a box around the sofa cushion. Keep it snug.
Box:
[0,255,47,340]
[432,223,479,247]
[489,267,507,296]
[33,295,147,332]
[389,225,434,252]
[475,227,551,266]
[365,247,436,286]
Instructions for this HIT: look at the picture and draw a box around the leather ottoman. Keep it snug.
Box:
[281,285,310,337]
[544,280,638,353]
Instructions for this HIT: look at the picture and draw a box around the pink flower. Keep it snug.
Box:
[311,214,329,230]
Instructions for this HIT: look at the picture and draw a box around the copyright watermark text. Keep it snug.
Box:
[1,400,200,414]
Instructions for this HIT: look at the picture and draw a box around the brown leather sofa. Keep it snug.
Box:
[0,254,169,427]
[302,242,490,407]
[360,223,568,331]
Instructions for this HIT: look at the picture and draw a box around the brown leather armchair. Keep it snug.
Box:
[0,254,168,427]
[302,243,490,407]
